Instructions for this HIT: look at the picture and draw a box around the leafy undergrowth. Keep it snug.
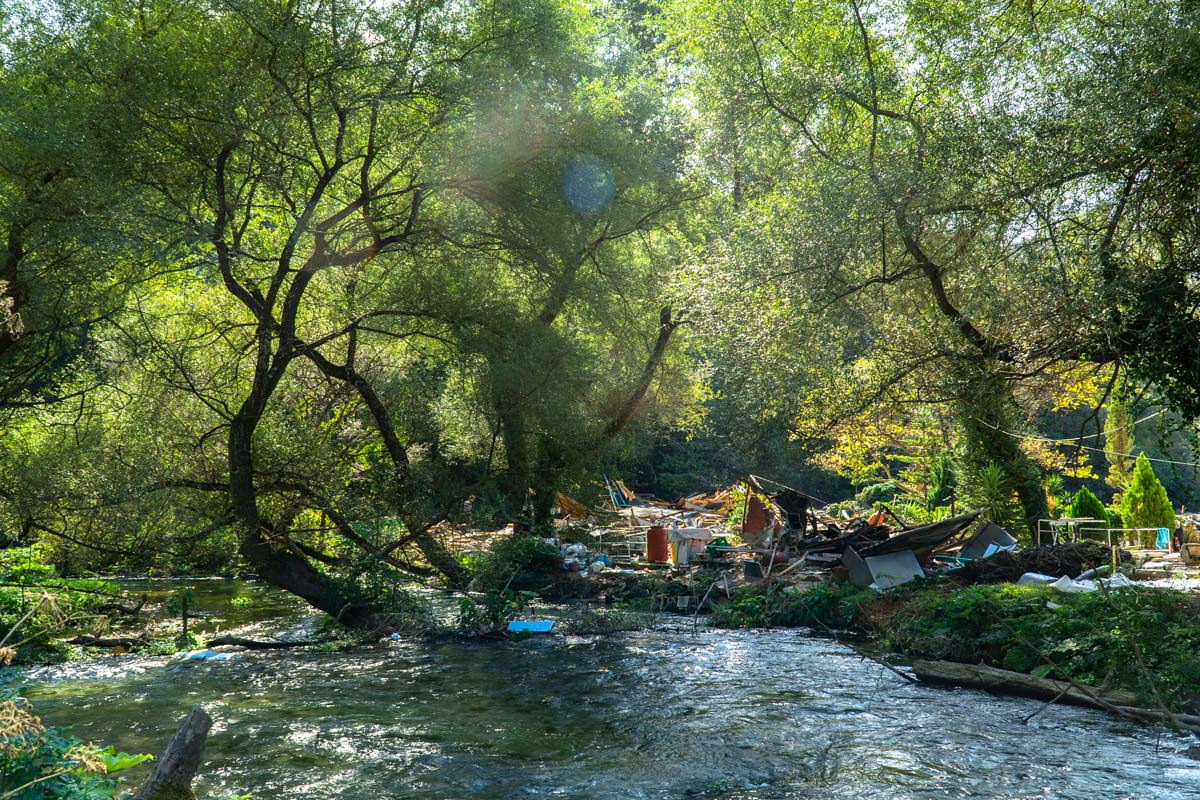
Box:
[0,697,150,799]
[710,578,1200,712]
[0,546,125,664]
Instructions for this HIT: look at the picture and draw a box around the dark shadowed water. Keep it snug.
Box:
[6,580,1199,799]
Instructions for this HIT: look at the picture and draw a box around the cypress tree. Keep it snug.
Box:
[1120,453,1175,535]
[1068,486,1107,522]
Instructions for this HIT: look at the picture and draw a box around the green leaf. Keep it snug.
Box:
[101,747,153,773]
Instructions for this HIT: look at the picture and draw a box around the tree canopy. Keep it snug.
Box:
[1,0,1197,619]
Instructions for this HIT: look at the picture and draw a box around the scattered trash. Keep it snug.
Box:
[180,650,230,662]
[509,473,1197,603]
[1018,571,1136,593]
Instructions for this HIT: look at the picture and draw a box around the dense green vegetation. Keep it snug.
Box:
[0,0,1197,626]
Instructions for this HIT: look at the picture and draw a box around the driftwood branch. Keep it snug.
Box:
[67,633,150,648]
[132,706,213,800]
[206,634,324,650]
[96,595,148,617]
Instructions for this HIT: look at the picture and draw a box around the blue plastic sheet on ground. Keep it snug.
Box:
[506,620,556,634]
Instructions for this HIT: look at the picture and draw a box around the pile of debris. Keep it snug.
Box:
[949,541,1122,585]
[549,474,1008,591]
[545,474,1200,597]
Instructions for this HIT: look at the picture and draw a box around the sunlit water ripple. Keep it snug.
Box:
[6,580,1198,799]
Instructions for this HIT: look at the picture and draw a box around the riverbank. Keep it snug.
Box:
[9,613,1200,799]
[707,577,1200,716]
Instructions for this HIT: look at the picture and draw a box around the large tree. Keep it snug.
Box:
[0,0,696,624]
[668,0,1200,532]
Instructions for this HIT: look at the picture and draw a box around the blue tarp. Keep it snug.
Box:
[506,620,556,634]
[1157,527,1171,549]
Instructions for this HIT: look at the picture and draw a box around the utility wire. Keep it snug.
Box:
[1055,408,1166,443]
[974,417,1200,469]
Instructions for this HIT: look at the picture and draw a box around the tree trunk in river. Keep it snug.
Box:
[132,707,212,800]
[912,660,1140,710]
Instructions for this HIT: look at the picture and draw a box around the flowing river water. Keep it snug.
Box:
[5,579,1199,799]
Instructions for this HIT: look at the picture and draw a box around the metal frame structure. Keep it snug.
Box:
[1036,518,1169,550]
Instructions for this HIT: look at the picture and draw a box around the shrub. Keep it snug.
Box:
[1068,486,1107,523]
[456,589,535,636]
[1105,506,1123,529]
[468,535,561,592]
[855,482,900,507]
[708,581,875,630]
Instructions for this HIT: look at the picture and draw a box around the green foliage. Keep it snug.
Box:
[0,546,119,662]
[327,565,436,634]
[926,454,955,512]
[960,462,1025,535]
[708,581,875,630]
[0,696,150,799]
[1103,377,1135,496]
[1068,486,1108,523]
[1043,474,1073,519]
[1105,507,1124,529]
[455,589,536,636]
[855,482,900,508]
[468,535,561,593]
[887,584,1200,710]
[1120,454,1176,535]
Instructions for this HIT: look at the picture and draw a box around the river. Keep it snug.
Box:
[5,579,1199,798]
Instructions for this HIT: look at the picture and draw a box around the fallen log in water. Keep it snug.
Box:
[912,659,1138,708]
[206,634,324,649]
[132,706,212,800]
[912,659,1200,733]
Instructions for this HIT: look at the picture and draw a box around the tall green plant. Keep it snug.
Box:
[926,453,955,511]
[1120,453,1175,535]
[1104,377,1135,499]
[1068,486,1107,522]
[961,462,1023,533]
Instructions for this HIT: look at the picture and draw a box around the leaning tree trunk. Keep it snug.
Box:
[494,384,533,526]
[229,408,377,629]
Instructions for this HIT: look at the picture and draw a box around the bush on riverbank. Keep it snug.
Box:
[468,536,562,593]
[0,547,123,663]
[710,578,1200,711]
